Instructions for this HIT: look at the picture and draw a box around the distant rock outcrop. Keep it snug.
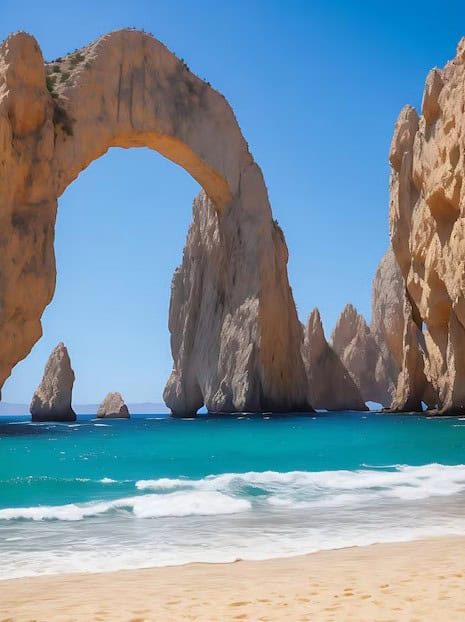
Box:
[97,392,130,419]
[330,304,391,406]
[371,247,404,372]
[302,308,367,411]
[30,343,76,421]
[372,247,438,412]
[370,247,404,405]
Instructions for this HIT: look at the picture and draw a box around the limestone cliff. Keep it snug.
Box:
[302,308,367,411]
[389,38,465,412]
[97,392,130,418]
[0,30,310,416]
[30,342,76,421]
[164,192,311,415]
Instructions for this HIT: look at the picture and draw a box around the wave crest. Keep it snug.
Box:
[0,490,250,521]
[3,464,465,522]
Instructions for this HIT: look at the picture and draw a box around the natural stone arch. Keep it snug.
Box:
[0,29,310,416]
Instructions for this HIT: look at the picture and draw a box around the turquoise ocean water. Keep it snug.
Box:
[2,412,465,578]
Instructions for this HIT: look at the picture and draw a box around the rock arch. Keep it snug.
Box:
[0,29,310,416]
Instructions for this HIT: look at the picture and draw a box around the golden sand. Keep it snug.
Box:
[2,536,465,621]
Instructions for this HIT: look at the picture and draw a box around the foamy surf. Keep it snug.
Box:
[135,463,465,506]
[0,490,251,521]
[3,464,465,523]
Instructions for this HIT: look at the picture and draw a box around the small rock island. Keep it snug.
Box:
[97,392,130,419]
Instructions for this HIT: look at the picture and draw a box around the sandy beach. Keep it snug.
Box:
[2,536,465,621]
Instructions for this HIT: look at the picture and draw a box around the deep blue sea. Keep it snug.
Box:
[2,411,465,579]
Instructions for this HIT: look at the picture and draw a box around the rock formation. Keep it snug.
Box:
[330,246,437,411]
[0,29,310,416]
[388,38,465,412]
[369,246,404,406]
[371,247,404,373]
[165,191,311,414]
[330,304,392,406]
[30,342,76,421]
[302,308,367,411]
[97,392,130,418]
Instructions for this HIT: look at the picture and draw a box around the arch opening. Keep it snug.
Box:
[2,146,200,411]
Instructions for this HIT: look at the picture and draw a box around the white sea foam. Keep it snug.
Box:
[6,464,463,522]
[136,477,190,490]
[134,464,465,507]
[2,511,465,580]
[0,490,250,522]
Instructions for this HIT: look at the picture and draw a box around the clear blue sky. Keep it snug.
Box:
[2,0,465,404]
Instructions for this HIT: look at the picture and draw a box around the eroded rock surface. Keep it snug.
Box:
[97,392,130,418]
[164,192,311,415]
[0,29,310,416]
[371,247,404,372]
[302,308,367,411]
[330,304,392,406]
[30,342,76,421]
[389,38,465,412]
[369,246,406,406]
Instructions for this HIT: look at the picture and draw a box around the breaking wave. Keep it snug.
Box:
[3,464,465,522]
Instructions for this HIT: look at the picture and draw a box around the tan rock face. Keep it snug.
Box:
[97,392,130,418]
[371,247,404,372]
[164,192,310,415]
[389,38,465,412]
[330,304,392,406]
[0,29,309,416]
[30,342,76,421]
[370,246,406,406]
[302,308,367,411]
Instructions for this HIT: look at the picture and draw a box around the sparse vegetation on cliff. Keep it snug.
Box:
[53,103,74,137]
[69,52,85,67]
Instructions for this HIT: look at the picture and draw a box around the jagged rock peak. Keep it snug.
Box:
[97,392,130,419]
[330,304,392,407]
[331,304,370,348]
[303,308,367,411]
[30,342,76,422]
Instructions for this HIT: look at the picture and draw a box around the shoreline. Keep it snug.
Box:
[3,536,465,620]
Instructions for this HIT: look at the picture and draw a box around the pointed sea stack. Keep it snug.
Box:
[30,342,76,421]
[303,308,367,411]
[330,304,392,407]
[97,392,130,419]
